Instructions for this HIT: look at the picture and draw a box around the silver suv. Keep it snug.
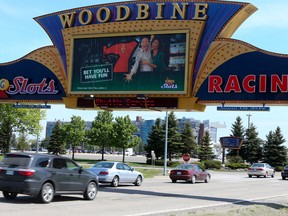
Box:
[0,152,99,203]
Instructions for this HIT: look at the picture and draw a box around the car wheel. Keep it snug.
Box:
[172,179,177,183]
[271,172,275,178]
[248,175,252,178]
[38,182,54,203]
[205,174,210,183]
[191,175,196,184]
[3,191,17,199]
[111,176,119,187]
[282,176,286,180]
[134,175,143,186]
[84,181,97,200]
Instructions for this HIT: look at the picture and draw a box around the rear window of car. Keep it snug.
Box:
[93,162,113,168]
[177,164,194,170]
[1,154,31,167]
[252,163,264,167]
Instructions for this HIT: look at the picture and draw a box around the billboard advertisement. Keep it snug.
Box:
[70,31,188,95]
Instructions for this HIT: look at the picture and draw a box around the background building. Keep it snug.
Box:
[46,116,225,152]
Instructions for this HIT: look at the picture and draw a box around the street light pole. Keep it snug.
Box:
[163,110,168,175]
[247,114,252,129]
[36,133,39,153]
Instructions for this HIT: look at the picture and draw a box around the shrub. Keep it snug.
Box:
[201,160,222,170]
[226,163,249,170]
[227,155,244,164]
[274,166,284,171]
[146,159,180,167]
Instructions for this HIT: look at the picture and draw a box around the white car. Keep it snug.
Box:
[247,163,275,178]
[86,161,143,187]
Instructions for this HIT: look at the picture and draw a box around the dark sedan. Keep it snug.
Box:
[281,165,288,180]
[0,152,99,203]
[169,163,210,184]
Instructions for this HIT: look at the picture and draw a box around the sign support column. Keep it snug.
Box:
[164,110,168,175]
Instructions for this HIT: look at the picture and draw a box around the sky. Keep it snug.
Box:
[1,0,288,143]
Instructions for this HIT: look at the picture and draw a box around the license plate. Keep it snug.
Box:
[6,170,14,175]
[177,172,181,175]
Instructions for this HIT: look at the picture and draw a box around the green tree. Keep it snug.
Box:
[135,138,145,154]
[86,111,114,160]
[263,127,287,169]
[112,116,138,162]
[47,120,66,155]
[17,132,29,151]
[11,133,17,150]
[145,118,165,159]
[0,104,46,153]
[198,131,214,161]
[227,116,246,157]
[130,136,142,154]
[180,122,197,157]
[40,137,50,150]
[65,116,86,160]
[242,123,263,164]
[164,112,182,161]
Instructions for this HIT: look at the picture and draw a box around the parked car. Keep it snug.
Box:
[86,161,143,187]
[247,163,275,178]
[281,165,288,180]
[169,163,210,184]
[0,152,99,203]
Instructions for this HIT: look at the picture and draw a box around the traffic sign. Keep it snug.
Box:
[13,104,51,109]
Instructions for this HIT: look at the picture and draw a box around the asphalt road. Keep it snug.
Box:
[0,170,287,216]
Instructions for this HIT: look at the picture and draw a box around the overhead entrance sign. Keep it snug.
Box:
[3,1,288,111]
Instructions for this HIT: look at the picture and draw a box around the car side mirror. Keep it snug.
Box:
[79,166,84,174]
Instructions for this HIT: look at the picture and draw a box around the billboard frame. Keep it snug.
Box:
[68,30,190,96]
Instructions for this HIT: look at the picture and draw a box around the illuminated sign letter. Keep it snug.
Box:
[171,3,189,19]
[79,10,94,25]
[115,5,131,21]
[193,3,208,20]
[271,75,288,93]
[155,3,165,19]
[242,75,256,93]
[58,12,76,28]
[259,75,267,93]
[136,4,150,20]
[224,75,241,93]
[208,75,223,93]
[96,7,111,23]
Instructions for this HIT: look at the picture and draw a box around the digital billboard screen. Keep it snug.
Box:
[220,137,243,149]
[70,31,189,95]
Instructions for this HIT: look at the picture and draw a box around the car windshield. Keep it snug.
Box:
[92,162,114,168]
[176,164,194,170]
[1,154,31,167]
